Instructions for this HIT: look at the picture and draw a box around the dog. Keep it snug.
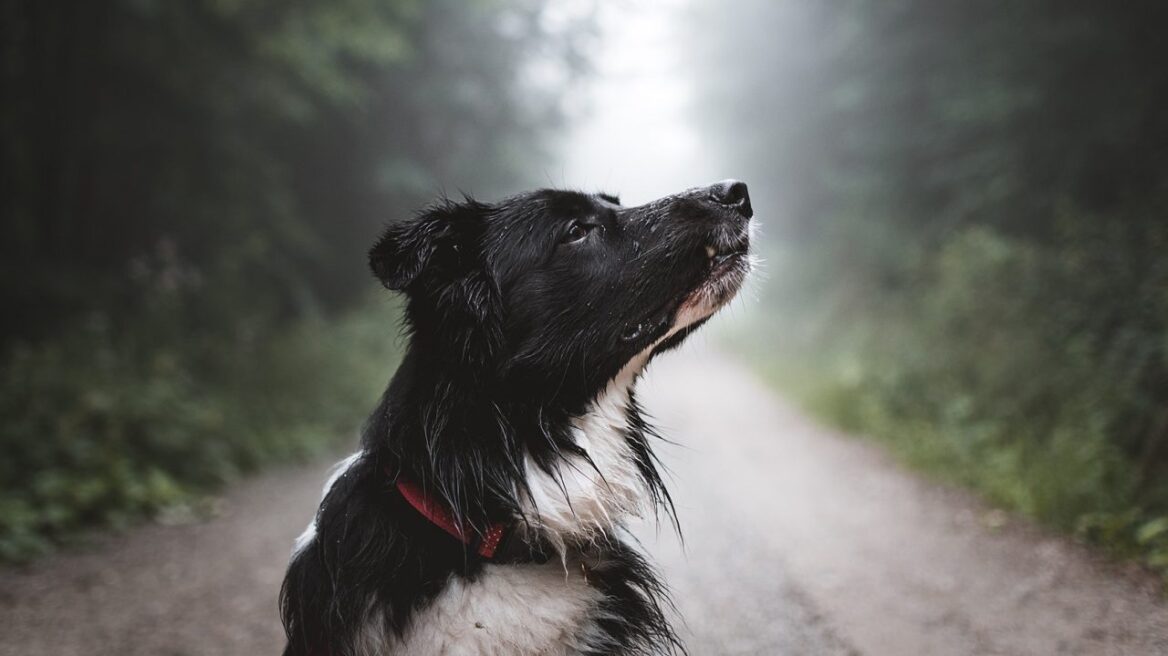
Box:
[280,180,754,655]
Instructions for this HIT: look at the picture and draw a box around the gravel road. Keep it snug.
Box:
[2,346,1166,655]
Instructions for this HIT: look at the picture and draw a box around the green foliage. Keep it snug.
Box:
[0,296,401,561]
[0,0,590,338]
[1078,512,1168,580]
[730,220,1168,577]
[694,0,1168,577]
[0,0,591,559]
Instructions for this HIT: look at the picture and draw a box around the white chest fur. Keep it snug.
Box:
[520,356,651,547]
[374,560,602,656]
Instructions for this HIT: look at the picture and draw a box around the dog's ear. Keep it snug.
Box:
[369,200,486,291]
[368,217,445,291]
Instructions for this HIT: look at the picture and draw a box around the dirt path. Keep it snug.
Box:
[2,346,1166,655]
[637,348,1168,655]
[0,464,320,656]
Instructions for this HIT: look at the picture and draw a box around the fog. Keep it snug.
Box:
[2,0,1167,651]
[558,1,720,202]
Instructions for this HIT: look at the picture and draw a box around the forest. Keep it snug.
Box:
[0,0,591,559]
[690,0,1168,574]
[3,0,1168,580]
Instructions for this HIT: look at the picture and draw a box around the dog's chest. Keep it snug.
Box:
[521,367,649,542]
[379,560,603,656]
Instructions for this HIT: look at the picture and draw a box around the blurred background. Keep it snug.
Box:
[3,0,1168,652]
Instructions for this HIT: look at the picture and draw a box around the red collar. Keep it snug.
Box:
[394,477,507,559]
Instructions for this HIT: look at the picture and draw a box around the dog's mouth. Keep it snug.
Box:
[665,237,752,329]
[703,242,750,279]
[620,239,753,347]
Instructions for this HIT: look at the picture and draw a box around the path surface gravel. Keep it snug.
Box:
[1,346,1165,655]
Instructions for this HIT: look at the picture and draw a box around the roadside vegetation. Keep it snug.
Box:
[691,0,1168,578]
[0,0,591,561]
[0,296,399,560]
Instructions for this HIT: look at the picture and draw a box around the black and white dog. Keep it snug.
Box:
[280,181,754,655]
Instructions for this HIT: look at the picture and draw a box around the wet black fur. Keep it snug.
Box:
[280,185,752,655]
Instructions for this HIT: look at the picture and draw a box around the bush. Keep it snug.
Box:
[0,295,401,561]
[731,221,1168,580]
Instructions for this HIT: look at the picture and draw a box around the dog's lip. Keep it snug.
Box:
[704,242,750,269]
[708,249,747,276]
[643,240,752,332]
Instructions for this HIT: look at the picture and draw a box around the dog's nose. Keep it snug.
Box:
[705,180,752,218]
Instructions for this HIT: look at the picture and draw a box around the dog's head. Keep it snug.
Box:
[370,181,753,406]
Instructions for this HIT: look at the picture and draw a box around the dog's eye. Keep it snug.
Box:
[562,223,597,244]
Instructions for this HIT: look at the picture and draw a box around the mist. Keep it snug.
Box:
[2,1,1167,653]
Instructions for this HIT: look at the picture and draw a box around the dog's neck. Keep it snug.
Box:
[518,353,653,548]
[372,344,670,551]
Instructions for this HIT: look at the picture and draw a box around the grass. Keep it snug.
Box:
[738,337,1168,583]
[721,238,1168,584]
